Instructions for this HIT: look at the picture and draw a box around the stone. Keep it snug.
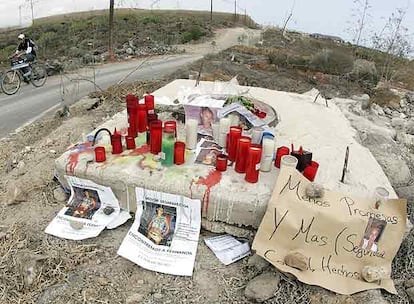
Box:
[284,252,308,271]
[69,221,84,230]
[361,98,371,110]
[153,293,163,300]
[126,293,145,304]
[405,121,414,135]
[126,47,134,55]
[352,289,388,304]
[103,206,115,215]
[37,283,68,304]
[407,287,414,303]
[69,97,100,114]
[16,251,48,288]
[96,276,109,285]
[310,287,354,304]
[244,272,280,303]
[0,232,6,240]
[391,118,405,130]
[53,187,67,203]
[6,183,27,204]
[405,279,414,288]
[305,183,325,199]
[247,254,270,272]
[361,266,388,282]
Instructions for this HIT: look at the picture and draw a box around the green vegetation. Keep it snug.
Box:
[0,9,257,67]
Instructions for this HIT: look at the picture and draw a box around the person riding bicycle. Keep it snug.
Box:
[15,33,37,81]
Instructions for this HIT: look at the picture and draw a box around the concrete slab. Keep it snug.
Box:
[55,80,397,230]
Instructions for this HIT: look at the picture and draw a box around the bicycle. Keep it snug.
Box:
[1,55,47,95]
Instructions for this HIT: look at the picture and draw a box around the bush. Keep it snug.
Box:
[310,49,354,75]
[350,59,379,88]
[370,88,401,108]
[181,26,204,43]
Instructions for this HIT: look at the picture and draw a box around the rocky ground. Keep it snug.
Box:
[0,34,414,303]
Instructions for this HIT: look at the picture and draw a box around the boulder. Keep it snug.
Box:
[247,254,270,272]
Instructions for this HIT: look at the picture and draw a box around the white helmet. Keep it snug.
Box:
[18,33,25,40]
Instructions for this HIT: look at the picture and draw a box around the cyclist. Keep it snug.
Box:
[15,33,37,81]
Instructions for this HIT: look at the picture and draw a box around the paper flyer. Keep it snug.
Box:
[205,235,251,265]
[117,187,201,276]
[45,176,121,240]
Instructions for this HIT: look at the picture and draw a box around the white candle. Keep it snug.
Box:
[228,113,240,127]
[186,119,198,150]
[212,122,220,143]
[219,118,231,148]
[251,127,264,144]
[260,137,275,172]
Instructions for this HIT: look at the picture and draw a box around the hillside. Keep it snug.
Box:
[0,9,257,68]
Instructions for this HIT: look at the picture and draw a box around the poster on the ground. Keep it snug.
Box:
[253,168,407,295]
[117,187,201,276]
[45,176,120,240]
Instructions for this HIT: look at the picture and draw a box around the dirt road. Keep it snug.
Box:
[0,27,260,139]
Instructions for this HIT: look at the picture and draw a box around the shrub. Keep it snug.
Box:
[181,26,204,43]
[310,49,354,75]
[350,59,379,88]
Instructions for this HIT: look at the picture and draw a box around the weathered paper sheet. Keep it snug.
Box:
[253,168,407,295]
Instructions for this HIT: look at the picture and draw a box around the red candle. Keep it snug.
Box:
[150,120,162,154]
[94,146,106,162]
[310,160,319,169]
[136,103,147,133]
[275,146,290,168]
[245,144,262,183]
[174,141,186,165]
[228,126,242,162]
[304,163,319,182]
[126,136,136,150]
[126,94,138,137]
[111,128,123,155]
[147,113,159,145]
[216,154,228,171]
[164,121,177,138]
[235,136,252,173]
[145,95,155,114]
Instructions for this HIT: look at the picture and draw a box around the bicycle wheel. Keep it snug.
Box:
[1,70,21,95]
[30,64,47,87]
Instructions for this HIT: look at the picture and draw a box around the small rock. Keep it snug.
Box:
[153,293,163,300]
[405,279,414,288]
[6,183,27,204]
[361,98,371,110]
[69,221,84,230]
[96,259,102,265]
[361,266,388,282]
[0,232,6,240]
[96,276,109,285]
[305,183,325,199]
[247,254,270,272]
[244,272,280,303]
[126,293,145,304]
[137,279,144,285]
[352,289,388,304]
[103,206,115,215]
[50,150,56,154]
[24,146,31,153]
[400,113,407,119]
[16,161,25,170]
[391,118,405,130]
[405,121,414,135]
[126,47,134,55]
[284,252,308,271]
[53,187,67,203]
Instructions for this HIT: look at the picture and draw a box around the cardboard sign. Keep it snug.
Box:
[252,168,407,295]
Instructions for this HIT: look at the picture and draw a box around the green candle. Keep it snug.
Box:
[161,130,175,166]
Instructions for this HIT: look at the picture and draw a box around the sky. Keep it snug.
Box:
[0,0,413,44]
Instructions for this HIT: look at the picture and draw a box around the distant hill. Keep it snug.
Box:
[0,8,257,67]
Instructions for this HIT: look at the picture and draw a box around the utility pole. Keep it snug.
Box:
[210,0,213,21]
[234,0,237,22]
[26,0,34,25]
[19,5,23,27]
[108,0,115,62]
[244,8,247,25]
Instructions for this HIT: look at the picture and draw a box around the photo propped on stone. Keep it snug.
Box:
[359,218,387,252]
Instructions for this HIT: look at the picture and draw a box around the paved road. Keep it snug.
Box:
[0,27,260,139]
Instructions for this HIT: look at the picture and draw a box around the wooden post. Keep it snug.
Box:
[108,0,115,62]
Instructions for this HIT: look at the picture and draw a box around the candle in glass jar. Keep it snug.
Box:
[126,94,138,137]
[111,128,123,155]
[174,141,186,165]
[161,129,175,167]
[137,103,147,133]
[146,113,158,145]
[228,113,240,127]
[94,146,106,162]
[186,119,198,150]
[216,154,228,171]
[303,162,319,182]
[260,137,275,172]
[245,145,262,183]
[164,121,177,138]
[150,120,162,154]
[235,136,252,173]
[219,118,231,148]
[251,127,264,145]
[275,146,290,168]
[145,94,155,114]
[126,136,136,150]
[374,186,389,209]
[228,126,242,162]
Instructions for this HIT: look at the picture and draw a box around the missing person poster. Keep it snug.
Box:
[45,176,121,240]
[252,168,407,295]
[117,187,201,276]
